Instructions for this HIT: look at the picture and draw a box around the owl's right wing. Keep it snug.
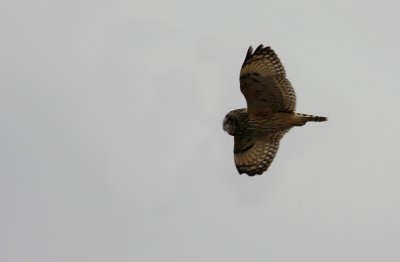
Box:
[234,131,286,176]
[240,45,296,115]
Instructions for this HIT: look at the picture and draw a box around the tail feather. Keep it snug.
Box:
[296,113,327,122]
[308,115,327,122]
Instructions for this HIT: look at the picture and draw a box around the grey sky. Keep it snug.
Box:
[1,0,400,261]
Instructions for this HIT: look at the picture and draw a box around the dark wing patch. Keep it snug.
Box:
[240,45,296,114]
[234,131,286,176]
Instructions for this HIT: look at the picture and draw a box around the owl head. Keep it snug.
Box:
[223,113,236,136]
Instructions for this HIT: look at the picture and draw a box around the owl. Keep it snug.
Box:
[223,45,327,176]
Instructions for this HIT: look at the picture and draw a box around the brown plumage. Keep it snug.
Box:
[223,45,327,176]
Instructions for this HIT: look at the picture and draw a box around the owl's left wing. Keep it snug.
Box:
[234,131,286,176]
[240,45,296,115]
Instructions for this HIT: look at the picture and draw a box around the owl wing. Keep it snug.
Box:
[234,131,286,176]
[240,45,296,115]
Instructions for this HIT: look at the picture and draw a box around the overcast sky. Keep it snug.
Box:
[1,0,400,261]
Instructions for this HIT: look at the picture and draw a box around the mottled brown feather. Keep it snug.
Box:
[234,131,286,176]
[240,45,296,114]
[223,45,327,176]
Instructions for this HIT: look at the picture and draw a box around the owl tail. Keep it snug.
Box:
[295,113,327,125]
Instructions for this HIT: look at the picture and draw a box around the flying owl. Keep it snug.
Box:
[223,45,327,176]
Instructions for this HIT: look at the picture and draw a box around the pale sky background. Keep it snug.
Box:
[1,0,400,261]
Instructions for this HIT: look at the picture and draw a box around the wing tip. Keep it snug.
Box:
[254,44,264,52]
[236,165,265,176]
[247,44,268,55]
[244,46,254,63]
[243,44,274,64]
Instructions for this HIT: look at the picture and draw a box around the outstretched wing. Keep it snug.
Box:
[240,45,296,115]
[234,131,286,176]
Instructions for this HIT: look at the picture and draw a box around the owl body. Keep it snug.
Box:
[223,45,327,176]
[223,109,308,137]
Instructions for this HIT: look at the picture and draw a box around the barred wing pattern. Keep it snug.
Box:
[234,131,286,176]
[240,45,296,114]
